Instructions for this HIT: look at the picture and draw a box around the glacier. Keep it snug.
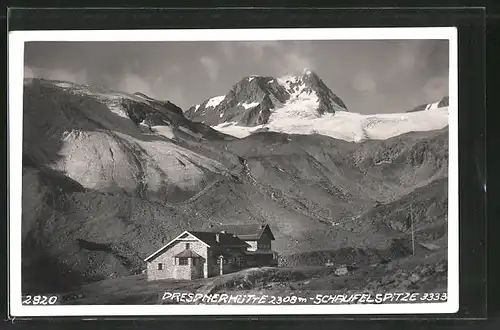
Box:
[213,106,449,142]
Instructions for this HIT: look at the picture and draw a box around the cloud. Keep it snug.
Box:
[52,69,84,83]
[283,53,314,72]
[238,41,315,74]
[397,45,419,69]
[167,87,187,107]
[218,41,286,65]
[200,56,220,81]
[241,41,282,60]
[267,52,314,76]
[29,67,88,85]
[395,40,433,71]
[117,73,153,97]
[352,71,377,93]
[382,40,428,81]
[147,65,183,97]
[382,40,448,85]
[166,65,181,75]
[220,42,235,62]
[24,66,35,78]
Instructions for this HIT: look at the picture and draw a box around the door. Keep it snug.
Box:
[192,258,204,279]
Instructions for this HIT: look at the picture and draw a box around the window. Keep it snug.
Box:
[185,243,190,249]
[179,257,188,265]
[157,263,163,270]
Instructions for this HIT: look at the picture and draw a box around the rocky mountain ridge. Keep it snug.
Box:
[184,70,449,142]
[407,96,449,113]
[184,69,348,127]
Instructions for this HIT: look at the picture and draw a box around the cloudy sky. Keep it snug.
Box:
[24,39,449,114]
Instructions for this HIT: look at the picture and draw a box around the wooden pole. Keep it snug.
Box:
[410,204,415,255]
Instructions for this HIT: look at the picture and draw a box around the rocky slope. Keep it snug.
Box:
[23,78,241,202]
[21,78,448,295]
[407,96,449,113]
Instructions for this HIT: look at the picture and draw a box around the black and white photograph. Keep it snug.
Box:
[8,27,458,316]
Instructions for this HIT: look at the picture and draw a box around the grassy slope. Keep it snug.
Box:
[22,163,448,295]
[21,80,449,295]
[61,249,447,305]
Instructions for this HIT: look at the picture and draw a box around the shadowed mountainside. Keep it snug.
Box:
[21,79,448,295]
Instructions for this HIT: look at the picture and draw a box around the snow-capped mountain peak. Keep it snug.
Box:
[276,68,316,89]
[183,70,449,143]
[184,70,348,128]
[274,69,348,116]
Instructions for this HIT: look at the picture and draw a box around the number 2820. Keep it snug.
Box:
[22,295,58,305]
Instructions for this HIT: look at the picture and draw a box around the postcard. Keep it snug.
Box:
[8,27,458,316]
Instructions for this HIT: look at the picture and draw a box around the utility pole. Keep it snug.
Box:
[410,204,415,255]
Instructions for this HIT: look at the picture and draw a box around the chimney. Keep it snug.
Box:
[261,224,266,229]
[216,233,220,242]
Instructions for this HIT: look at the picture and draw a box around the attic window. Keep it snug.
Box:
[185,243,190,249]
[157,263,163,270]
[179,258,188,266]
